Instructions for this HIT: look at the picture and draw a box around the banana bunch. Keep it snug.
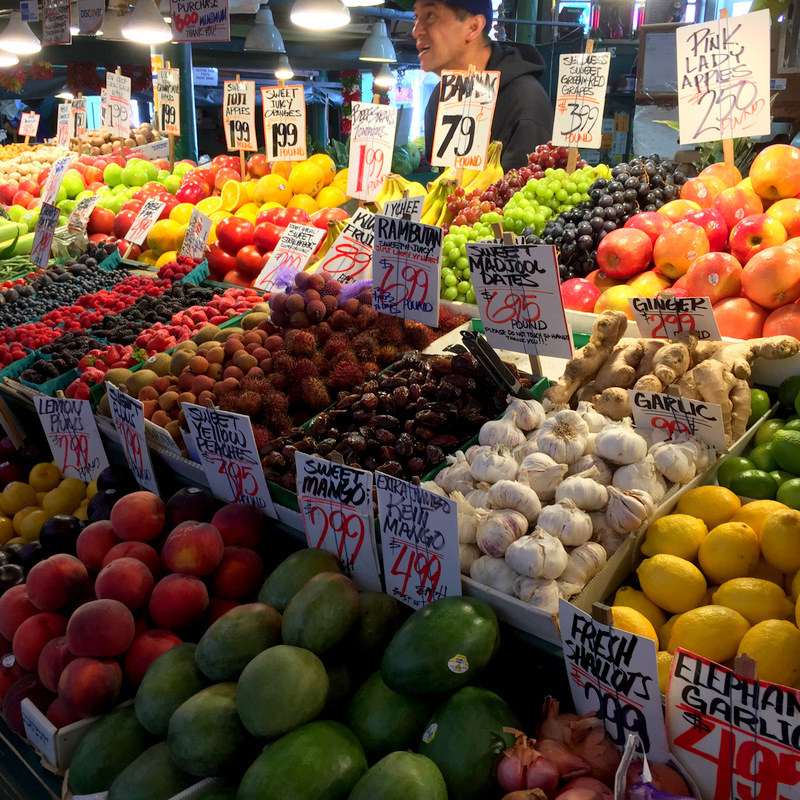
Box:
[307,218,348,269]
[426,140,505,195]
[420,178,459,227]
[375,173,427,207]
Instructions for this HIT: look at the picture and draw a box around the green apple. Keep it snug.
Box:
[61,170,85,199]
[173,162,193,178]
[75,190,94,202]
[156,169,171,181]
[6,205,24,222]
[58,215,68,227]
[56,185,68,204]
[22,208,40,231]
[121,164,148,187]
[111,183,130,196]
[161,174,182,194]
[58,199,79,215]
[103,163,123,187]
[141,161,158,182]
[107,195,126,214]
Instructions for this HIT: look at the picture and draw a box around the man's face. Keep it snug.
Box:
[412,1,471,74]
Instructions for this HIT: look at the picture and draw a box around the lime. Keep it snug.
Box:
[776,478,800,510]
[717,457,756,489]
[784,418,800,433]
[749,443,779,472]
[771,429,800,474]
[772,470,796,487]
[754,419,785,446]
[748,388,771,426]
[779,375,800,410]
[729,469,778,500]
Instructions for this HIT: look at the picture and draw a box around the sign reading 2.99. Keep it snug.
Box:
[223,80,256,152]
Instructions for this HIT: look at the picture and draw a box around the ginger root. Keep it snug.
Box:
[711,335,800,380]
[730,378,752,443]
[594,387,631,420]
[593,338,645,392]
[635,340,667,378]
[633,374,663,393]
[652,342,691,386]
[691,359,738,445]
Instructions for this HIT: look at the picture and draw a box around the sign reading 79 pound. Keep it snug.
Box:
[223,80,257,152]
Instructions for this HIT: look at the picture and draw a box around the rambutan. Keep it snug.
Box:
[284,328,317,358]
[362,361,380,375]
[322,331,351,359]
[403,321,436,351]
[241,376,271,395]
[292,358,319,381]
[315,322,332,344]
[218,394,239,413]
[272,351,297,374]
[437,306,470,332]
[351,331,378,361]
[237,391,262,415]
[375,317,405,345]
[270,413,294,434]
[286,293,306,314]
[340,298,360,316]
[356,290,373,305]
[262,389,289,415]
[329,309,357,332]
[252,425,273,450]
[267,372,289,392]
[300,377,331,411]
[331,349,359,368]
[376,345,399,367]
[329,360,366,390]
[311,353,328,374]
[356,307,379,330]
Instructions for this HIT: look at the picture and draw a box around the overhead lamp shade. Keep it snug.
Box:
[99,10,128,39]
[0,52,19,67]
[122,0,173,44]
[343,0,383,7]
[0,11,42,55]
[373,63,395,87]
[290,0,349,30]
[244,6,286,53]
[359,21,395,62]
[274,55,294,80]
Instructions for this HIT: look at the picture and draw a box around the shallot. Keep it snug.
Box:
[535,738,589,780]
[496,729,560,796]
[556,776,614,799]
[562,714,622,786]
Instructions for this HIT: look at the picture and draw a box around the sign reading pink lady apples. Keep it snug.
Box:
[170,0,230,42]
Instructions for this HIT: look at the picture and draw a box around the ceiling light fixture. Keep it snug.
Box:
[373,63,395,87]
[122,0,172,43]
[0,11,42,55]
[343,0,383,7]
[290,0,349,31]
[56,91,75,100]
[274,54,294,80]
[0,52,19,67]
[244,5,285,52]
[359,20,395,62]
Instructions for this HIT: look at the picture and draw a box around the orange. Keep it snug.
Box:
[155,250,178,269]
[593,285,642,320]
[169,202,196,224]
[196,196,223,215]
[332,168,348,190]
[287,194,319,214]
[209,210,232,224]
[254,174,291,206]
[220,180,248,212]
[236,202,260,219]
[307,153,337,186]
[147,219,183,256]
[288,161,325,196]
[315,186,347,209]
[207,223,218,245]
[270,161,292,178]
[243,181,257,201]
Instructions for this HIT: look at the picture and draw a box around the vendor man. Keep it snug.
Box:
[414,0,554,172]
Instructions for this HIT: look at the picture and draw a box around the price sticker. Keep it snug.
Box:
[254,222,325,292]
[41,155,74,206]
[630,295,721,341]
[70,96,87,139]
[33,396,109,483]
[676,9,770,145]
[18,113,39,139]
[56,102,71,148]
[372,215,441,327]
[223,80,257,152]
[106,383,159,494]
[466,241,573,360]
[157,68,181,137]
[30,203,61,270]
[125,199,166,246]
[169,0,230,42]
[182,403,277,517]
[552,52,610,149]
[296,453,382,592]
[106,72,132,138]
[67,194,100,233]
[315,207,374,284]
[42,0,71,46]
[180,207,212,259]
[346,102,398,202]
[383,195,424,222]
[376,473,460,610]
[261,85,307,162]
[431,70,499,170]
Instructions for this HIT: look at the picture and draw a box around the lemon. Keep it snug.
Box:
[28,462,61,492]
[792,571,800,604]
[737,620,800,687]
[730,499,787,537]
[0,515,13,545]
[676,486,741,530]
[19,509,47,542]
[86,479,98,501]
[712,577,795,624]
[697,522,760,584]
[701,585,719,605]
[750,557,786,586]
[660,614,682,650]
[12,506,38,536]
[610,605,658,645]
[669,605,750,660]
[657,651,674,694]
[42,487,79,517]
[613,586,667,633]
[59,478,86,506]
[35,491,47,506]
[0,481,37,516]
[637,554,707,614]
[760,508,800,573]
[641,514,707,561]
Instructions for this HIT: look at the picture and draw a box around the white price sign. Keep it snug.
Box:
[42,0,71,46]
[157,68,181,137]
[383,195,424,222]
[67,194,100,233]
[552,52,610,149]
[630,295,721,341]
[169,0,230,42]
[106,72,132,138]
[676,9,770,145]
[30,203,60,270]
[180,207,212,259]
[296,453,382,592]
[262,85,307,162]
[431,70,499,170]
[56,102,71,148]
[223,80,257,152]
[70,97,87,139]
[20,0,38,22]
[41,155,74,206]
[100,88,108,128]
[144,418,183,455]
[18,113,39,138]
[125,199,166,246]
[254,222,325,292]
[315,207,374,284]
[346,102,398,202]
[106,383,159,494]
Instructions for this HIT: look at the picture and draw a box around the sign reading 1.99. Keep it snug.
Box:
[261,85,306,162]
[346,102,398,202]
[223,80,257,152]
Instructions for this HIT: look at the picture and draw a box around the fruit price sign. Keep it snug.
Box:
[157,68,181,137]
[143,419,183,456]
[30,202,61,270]
[628,389,727,451]
[18,113,39,139]
[630,296,721,341]
[33,397,109,482]
[183,404,277,516]
[559,600,671,763]
[67,194,100,233]
[41,155,74,206]
[376,474,460,609]
[316,207,375,284]
[295,453,382,592]
[125,199,167,246]
[675,9,770,145]
[42,0,71,46]
[106,73,132,138]
[180,208,212,259]
[346,102,398,202]
[383,195,424,222]
[56,102,71,148]
[223,81,257,152]
[106,383,159,495]
[372,215,442,327]
[552,52,610,149]
[261,85,307,162]
[667,648,800,800]
[466,241,573,360]
[170,0,230,43]
[254,222,325,292]
[431,70,500,170]
[70,96,87,139]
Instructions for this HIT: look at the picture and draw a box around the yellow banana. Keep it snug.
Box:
[421,185,446,225]
[462,140,504,195]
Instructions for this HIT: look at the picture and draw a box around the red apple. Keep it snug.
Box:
[120,199,144,215]
[596,227,653,279]
[114,209,138,239]
[93,158,108,172]
[560,278,601,312]
[683,208,728,252]
[680,175,726,209]
[152,159,170,171]
[77,155,95,167]
[11,190,33,208]
[105,155,126,168]
[212,155,241,173]
[653,221,711,279]
[27,197,42,210]
[175,182,208,204]
[214,168,241,192]
[185,168,216,191]
[247,154,269,179]
[0,182,17,205]
[683,252,743,303]
[82,166,103,185]
[750,144,800,201]
[765,198,800,239]
[87,206,115,236]
[623,211,671,245]
[87,181,105,192]
[728,213,787,264]
[712,186,764,230]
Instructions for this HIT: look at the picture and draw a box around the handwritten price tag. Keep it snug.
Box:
[67,194,100,233]
[179,207,212,259]
[106,72,132,138]
[262,85,307,162]
[182,403,277,517]
[223,81,257,152]
[34,397,109,482]
[71,96,87,139]
[383,195,424,222]
[552,52,610,149]
[431,70,500,170]
[346,102,398,202]
[41,155,74,206]
[125,199,166,246]
[628,389,727,451]
[143,418,183,456]
[376,473,460,609]
[559,600,671,763]
[56,103,71,148]
[466,241,573,360]
[169,0,230,43]
[254,222,325,292]
[42,0,71,46]
[18,113,39,138]
[106,383,159,494]
[372,215,441,327]
[676,9,770,145]
[296,453,382,592]
[630,295,721,341]
[30,203,60,270]
[315,207,374,284]
[157,68,181,137]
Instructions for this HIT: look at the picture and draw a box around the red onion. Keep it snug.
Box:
[496,728,560,796]
[535,739,589,780]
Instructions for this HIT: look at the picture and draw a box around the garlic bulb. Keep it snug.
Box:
[693,436,716,472]
[505,395,546,431]
[505,528,569,579]
[593,419,649,465]
[517,452,568,503]
[558,580,585,599]
[568,454,613,485]
[514,576,562,614]
[465,485,490,509]
[606,487,656,533]
[464,444,488,464]
[554,468,609,511]
[435,451,474,494]
[560,542,607,585]
[612,455,667,502]
[479,411,526,449]
[470,445,519,484]
[459,543,482,575]
[582,432,598,457]
[470,555,519,595]
[536,409,589,465]
[451,491,478,543]
[420,480,448,497]
[589,512,628,556]
[649,439,697,484]
[488,479,541,524]
[537,498,593,546]
[475,508,528,557]
[512,436,543,463]
[576,400,609,433]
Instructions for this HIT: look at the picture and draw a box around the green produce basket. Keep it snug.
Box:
[98,250,122,271]
[181,260,210,285]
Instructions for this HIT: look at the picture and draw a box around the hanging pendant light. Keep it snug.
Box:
[343,0,383,7]
[359,21,395,62]
[0,52,19,67]
[0,11,42,55]
[244,5,285,52]
[274,54,294,80]
[122,0,172,44]
[373,63,395,87]
[290,0,349,31]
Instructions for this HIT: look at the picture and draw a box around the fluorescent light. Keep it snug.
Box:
[244,5,286,53]
[0,11,41,55]
[359,20,395,62]
[290,0,349,30]
[373,63,395,87]
[122,0,173,44]
[344,0,383,6]
[274,54,294,80]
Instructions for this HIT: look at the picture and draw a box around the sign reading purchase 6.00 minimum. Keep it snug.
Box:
[261,85,307,162]
[223,80,257,152]
[18,113,39,138]
[157,68,181,137]
[431,70,500,170]
[346,102,398,202]
[552,52,610,149]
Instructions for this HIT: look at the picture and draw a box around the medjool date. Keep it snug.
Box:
[407,457,427,474]
[373,415,399,430]
[345,433,367,452]
[415,410,447,427]
[379,446,398,462]
[375,428,396,445]
[395,433,414,458]
[376,461,403,476]
[426,445,445,466]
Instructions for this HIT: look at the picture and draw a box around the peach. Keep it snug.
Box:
[76,520,121,572]
[58,657,122,719]
[109,491,165,542]
[0,656,27,704]
[66,599,135,658]
[122,630,183,687]
[162,521,224,576]
[12,613,68,671]
[208,546,263,600]
[37,636,77,693]
[729,213,787,264]
[3,674,54,736]
[0,635,9,658]
[712,186,764,230]
[165,487,221,528]
[206,597,241,626]
[46,697,80,728]
[149,574,209,631]
[0,585,38,640]
[102,541,160,580]
[210,502,264,549]
[94,558,155,611]
[26,554,90,612]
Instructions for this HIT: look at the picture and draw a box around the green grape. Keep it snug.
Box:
[457,280,471,294]
[456,256,469,270]
[441,266,454,278]
[455,293,467,302]
[444,273,457,287]
[465,287,476,303]
[565,181,577,193]
[442,286,458,301]
[556,189,569,202]
[459,243,467,256]
[570,193,582,204]
[448,247,460,263]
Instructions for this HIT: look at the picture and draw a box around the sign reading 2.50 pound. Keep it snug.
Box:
[223,80,256,152]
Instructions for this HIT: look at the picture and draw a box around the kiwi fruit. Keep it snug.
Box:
[147,352,173,377]
[103,367,133,387]
[242,312,270,330]
[173,340,198,354]
[193,325,220,345]
[125,369,159,398]
[170,349,194,376]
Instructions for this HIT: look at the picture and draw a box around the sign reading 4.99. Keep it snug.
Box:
[223,80,256,152]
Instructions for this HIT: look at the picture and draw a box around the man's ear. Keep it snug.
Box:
[463,13,487,43]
